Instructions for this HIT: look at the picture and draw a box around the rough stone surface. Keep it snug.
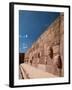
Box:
[24,13,64,77]
[19,63,57,79]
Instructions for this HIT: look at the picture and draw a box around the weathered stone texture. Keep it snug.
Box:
[60,13,64,76]
[24,13,64,77]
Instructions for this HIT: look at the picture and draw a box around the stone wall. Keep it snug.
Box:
[25,13,64,77]
[60,13,64,76]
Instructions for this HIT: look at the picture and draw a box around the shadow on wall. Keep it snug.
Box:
[19,53,25,64]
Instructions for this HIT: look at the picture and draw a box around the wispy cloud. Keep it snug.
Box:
[22,43,28,49]
[23,46,28,49]
[19,34,28,38]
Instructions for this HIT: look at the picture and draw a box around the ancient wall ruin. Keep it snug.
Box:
[24,13,64,77]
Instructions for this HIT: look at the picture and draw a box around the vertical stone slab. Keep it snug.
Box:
[60,13,64,76]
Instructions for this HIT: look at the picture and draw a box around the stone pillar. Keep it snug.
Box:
[60,13,64,76]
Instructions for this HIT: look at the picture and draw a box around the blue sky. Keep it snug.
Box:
[19,10,60,53]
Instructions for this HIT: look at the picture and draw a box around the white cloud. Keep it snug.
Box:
[22,43,28,49]
[19,34,28,38]
[23,46,28,49]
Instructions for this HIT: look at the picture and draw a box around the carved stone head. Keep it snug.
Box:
[47,47,53,59]
[53,55,62,69]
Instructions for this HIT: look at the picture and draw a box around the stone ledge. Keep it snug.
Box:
[19,63,58,79]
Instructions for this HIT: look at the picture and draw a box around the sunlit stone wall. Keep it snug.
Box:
[24,13,64,76]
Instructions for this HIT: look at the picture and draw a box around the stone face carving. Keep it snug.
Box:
[53,55,62,76]
[53,55,62,69]
[24,13,64,76]
[38,53,40,58]
[47,47,53,59]
[44,46,53,65]
[30,60,32,65]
